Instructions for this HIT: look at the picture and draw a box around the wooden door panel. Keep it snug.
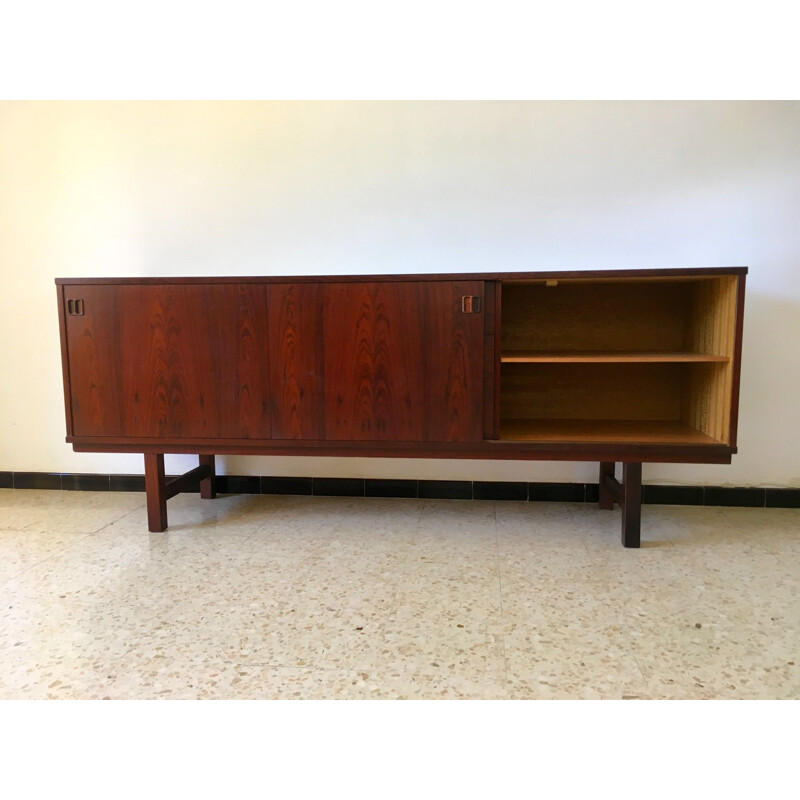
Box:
[267,284,325,439]
[422,281,485,441]
[323,283,426,441]
[64,285,125,437]
[65,285,271,439]
[321,281,485,442]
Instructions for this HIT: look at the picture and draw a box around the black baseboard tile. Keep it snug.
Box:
[765,488,800,508]
[261,476,313,496]
[474,481,527,501]
[8,471,800,509]
[62,473,110,491]
[418,480,472,500]
[13,472,62,490]
[643,485,704,506]
[365,479,418,498]
[109,474,146,492]
[704,486,766,508]
[529,482,585,503]
[312,478,364,497]
[216,475,261,494]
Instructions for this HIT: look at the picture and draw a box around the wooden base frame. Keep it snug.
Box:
[140,452,643,548]
[598,461,643,548]
[143,453,216,532]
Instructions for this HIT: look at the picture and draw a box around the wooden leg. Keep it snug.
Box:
[598,461,615,510]
[621,462,642,549]
[144,453,168,532]
[199,454,216,499]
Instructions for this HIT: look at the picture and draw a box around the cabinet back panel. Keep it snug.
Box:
[500,363,685,421]
[501,281,691,352]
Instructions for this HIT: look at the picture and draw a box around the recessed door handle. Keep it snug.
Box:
[461,296,481,313]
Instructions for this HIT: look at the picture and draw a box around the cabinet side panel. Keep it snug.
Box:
[63,285,125,437]
[729,274,746,447]
[267,284,325,439]
[424,280,485,442]
[57,284,75,437]
[684,276,738,443]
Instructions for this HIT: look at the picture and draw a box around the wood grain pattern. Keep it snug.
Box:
[500,362,685,422]
[64,285,125,437]
[65,285,271,439]
[499,419,719,444]
[501,280,692,353]
[57,267,745,468]
[267,284,325,439]
[321,281,484,442]
[421,281,485,442]
[322,282,423,441]
[683,276,739,443]
[120,285,271,439]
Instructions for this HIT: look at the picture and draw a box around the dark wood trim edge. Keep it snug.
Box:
[54,267,749,286]
[728,273,746,448]
[56,285,75,437]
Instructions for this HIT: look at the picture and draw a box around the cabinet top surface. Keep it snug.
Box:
[55,266,748,285]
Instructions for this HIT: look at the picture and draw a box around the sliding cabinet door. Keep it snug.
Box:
[322,281,485,442]
[63,284,272,439]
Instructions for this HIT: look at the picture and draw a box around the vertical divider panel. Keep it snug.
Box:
[483,281,499,439]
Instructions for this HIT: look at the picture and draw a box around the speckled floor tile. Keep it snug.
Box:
[0,652,235,699]
[364,657,508,699]
[226,665,372,699]
[101,493,287,536]
[632,624,800,699]
[0,489,145,533]
[0,528,94,584]
[0,492,798,699]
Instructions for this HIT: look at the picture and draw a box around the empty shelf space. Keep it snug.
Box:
[501,351,730,363]
[500,419,722,445]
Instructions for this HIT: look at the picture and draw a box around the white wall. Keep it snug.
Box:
[1,101,798,486]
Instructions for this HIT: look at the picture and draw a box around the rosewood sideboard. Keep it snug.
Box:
[56,267,746,546]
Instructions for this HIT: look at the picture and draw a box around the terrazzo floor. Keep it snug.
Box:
[0,487,798,700]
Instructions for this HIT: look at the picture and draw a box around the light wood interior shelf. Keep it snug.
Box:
[500,419,721,445]
[499,275,740,446]
[501,351,730,363]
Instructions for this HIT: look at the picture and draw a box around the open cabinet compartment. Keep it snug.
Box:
[498,275,739,445]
